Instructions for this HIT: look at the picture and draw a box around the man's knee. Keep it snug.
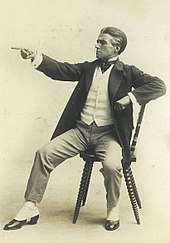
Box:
[35,143,56,166]
[102,162,122,175]
[102,150,122,174]
[35,141,66,171]
[36,145,51,159]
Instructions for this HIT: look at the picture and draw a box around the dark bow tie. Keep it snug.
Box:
[99,60,116,73]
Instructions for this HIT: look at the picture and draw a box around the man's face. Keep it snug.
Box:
[95,33,119,61]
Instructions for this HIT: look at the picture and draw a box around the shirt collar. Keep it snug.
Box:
[108,56,119,62]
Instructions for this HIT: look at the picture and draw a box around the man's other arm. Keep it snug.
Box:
[130,65,166,105]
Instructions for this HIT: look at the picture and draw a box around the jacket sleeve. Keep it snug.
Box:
[36,54,88,81]
[130,65,167,105]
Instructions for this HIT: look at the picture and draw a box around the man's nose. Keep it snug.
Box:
[95,43,100,49]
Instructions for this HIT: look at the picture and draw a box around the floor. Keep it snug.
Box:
[0,145,170,243]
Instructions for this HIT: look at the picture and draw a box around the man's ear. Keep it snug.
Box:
[115,45,120,52]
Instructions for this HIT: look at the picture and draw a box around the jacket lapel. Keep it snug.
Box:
[108,60,124,101]
[85,60,99,93]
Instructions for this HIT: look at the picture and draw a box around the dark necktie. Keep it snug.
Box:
[99,60,116,73]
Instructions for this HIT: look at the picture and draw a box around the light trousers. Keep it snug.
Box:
[24,120,122,210]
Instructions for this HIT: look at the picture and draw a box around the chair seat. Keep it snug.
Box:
[80,151,100,162]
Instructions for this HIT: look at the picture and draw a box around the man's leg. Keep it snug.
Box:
[4,126,88,230]
[24,128,88,203]
[95,133,122,230]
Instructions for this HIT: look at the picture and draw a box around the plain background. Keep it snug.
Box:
[0,0,170,242]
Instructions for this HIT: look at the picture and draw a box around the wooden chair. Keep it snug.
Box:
[73,105,146,225]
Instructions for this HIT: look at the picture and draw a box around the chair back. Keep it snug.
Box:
[130,105,146,162]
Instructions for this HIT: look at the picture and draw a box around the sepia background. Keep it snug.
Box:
[0,0,170,242]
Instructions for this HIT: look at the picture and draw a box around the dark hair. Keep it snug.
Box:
[100,27,127,54]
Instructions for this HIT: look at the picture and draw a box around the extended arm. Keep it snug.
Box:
[36,54,87,81]
[11,47,87,82]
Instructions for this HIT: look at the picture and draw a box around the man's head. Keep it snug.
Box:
[95,26,127,61]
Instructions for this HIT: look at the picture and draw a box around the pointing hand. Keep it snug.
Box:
[11,47,37,61]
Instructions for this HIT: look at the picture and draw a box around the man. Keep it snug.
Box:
[4,27,166,231]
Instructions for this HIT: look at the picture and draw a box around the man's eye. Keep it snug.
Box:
[97,40,107,45]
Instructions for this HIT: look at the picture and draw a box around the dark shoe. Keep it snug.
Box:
[3,215,39,231]
[105,220,120,231]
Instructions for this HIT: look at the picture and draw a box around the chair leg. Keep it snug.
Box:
[82,161,94,206]
[128,167,142,209]
[123,167,140,224]
[72,161,93,224]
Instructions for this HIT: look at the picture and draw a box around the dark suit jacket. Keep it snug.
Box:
[37,55,166,165]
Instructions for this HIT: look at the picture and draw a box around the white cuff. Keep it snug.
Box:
[31,51,43,69]
[128,92,137,104]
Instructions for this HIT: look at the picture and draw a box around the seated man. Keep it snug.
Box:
[4,26,166,231]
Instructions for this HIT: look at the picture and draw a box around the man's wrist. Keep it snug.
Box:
[128,92,137,104]
[31,51,43,68]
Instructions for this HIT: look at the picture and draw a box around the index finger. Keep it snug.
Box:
[11,47,24,50]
